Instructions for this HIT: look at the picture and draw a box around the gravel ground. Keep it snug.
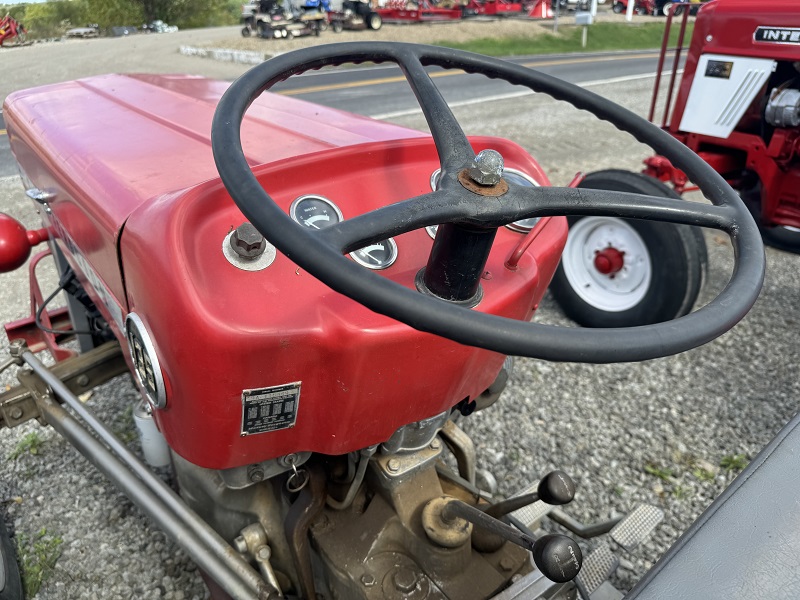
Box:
[1,21,798,600]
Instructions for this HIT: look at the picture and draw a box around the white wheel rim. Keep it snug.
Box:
[562,217,652,312]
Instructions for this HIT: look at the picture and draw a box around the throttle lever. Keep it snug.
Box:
[427,497,583,583]
[485,470,576,519]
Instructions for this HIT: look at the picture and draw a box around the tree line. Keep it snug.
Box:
[4,0,242,39]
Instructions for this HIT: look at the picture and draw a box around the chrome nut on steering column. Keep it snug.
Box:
[468,149,504,186]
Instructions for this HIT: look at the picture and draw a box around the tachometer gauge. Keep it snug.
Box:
[290,195,343,230]
[430,167,541,233]
[350,238,398,270]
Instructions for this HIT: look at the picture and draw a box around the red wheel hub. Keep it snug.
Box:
[593,247,625,275]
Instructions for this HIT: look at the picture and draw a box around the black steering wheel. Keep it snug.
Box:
[211,42,764,363]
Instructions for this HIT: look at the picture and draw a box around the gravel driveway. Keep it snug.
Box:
[1,20,798,600]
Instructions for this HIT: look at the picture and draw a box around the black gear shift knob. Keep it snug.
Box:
[537,470,576,505]
[532,533,583,583]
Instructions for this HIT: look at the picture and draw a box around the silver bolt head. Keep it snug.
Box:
[361,574,376,587]
[387,458,401,472]
[256,546,271,560]
[9,407,23,420]
[230,222,267,259]
[468,149,504,186]
[248,465,265,482]
[8,339,27,359]
[393,568,418,593]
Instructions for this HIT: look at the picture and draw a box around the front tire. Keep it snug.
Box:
[661,1,673,15]
[549,170,707,328]
[367,12,382,29]
[612,1,624,12]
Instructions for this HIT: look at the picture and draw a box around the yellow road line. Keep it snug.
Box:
[0,129,6,136]
[277,52,657,96]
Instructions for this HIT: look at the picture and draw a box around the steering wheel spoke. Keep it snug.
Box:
[316,189,467,253]
[513,186,737,231]
[393,47,474,173]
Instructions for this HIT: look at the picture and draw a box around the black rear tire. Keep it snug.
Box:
[612,1,624,12]
[760,226,800,253]
[549,170,707,328]
[332,19,344,32]
[0,517,22,600]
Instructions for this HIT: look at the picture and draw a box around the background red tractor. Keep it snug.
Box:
[0,14,27,47]
[644,0,800,250]
[548,0,800,329]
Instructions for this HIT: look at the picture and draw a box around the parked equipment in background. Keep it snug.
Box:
[0,14,27,47]
[241,0,327,38]
[329,0,382,32]
[376,0,462,23]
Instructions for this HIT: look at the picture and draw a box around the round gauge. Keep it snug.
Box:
[429,167,541,233]
[349,238,398,270]
[503,170,541,233]
[290,195,343,230]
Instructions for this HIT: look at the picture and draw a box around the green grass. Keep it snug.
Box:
[692,467,715,482]
[720,454,748,472]
[644,463,673,481]
[436,21,694,57]
[9,432,43,460]
[672,485,692,500]
[112,405,137,445]
[16,527,63,597]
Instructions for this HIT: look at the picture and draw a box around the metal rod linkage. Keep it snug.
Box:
[22,350,271,599]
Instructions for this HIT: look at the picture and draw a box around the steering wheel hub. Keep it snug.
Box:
[458,168,509,197]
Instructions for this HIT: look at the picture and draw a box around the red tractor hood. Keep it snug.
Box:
[4,73,566,468]
[3,73,426,304]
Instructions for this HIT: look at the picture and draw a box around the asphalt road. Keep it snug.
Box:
[0,48,673,177]
[269,50,669,116]
[1,32,798,600]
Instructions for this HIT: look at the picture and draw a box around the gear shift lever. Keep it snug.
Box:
[437,499,582,583]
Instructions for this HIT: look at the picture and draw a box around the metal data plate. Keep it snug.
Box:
[241,382,301,435]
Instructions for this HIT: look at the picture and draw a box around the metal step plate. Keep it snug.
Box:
[575,542,618,596]
[509,481,553,527]
[610,504,664,553]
